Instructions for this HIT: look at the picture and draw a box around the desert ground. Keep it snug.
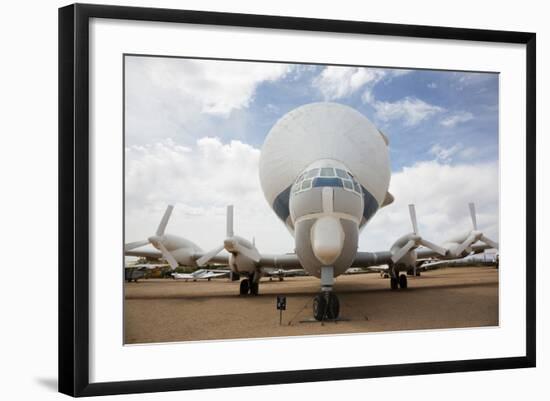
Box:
[124,267,498,344]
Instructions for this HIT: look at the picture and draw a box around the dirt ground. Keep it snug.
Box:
[124,267,498,344]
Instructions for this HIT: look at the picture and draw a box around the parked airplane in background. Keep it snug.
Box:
[344,267,369,275]
[263,268,306,281]
[171,269,230,281]
[124,263,169,282]
[125,103,498,321]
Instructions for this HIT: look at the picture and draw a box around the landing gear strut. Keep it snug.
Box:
[399,274,408,289]
[390,276,399,290]
[250,280,259,295]
[312,266,340,321]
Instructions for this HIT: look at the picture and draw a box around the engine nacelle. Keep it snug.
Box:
[390,234,418,269]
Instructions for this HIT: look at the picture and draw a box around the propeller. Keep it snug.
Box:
[124,239,150,252]
[196,245,225,266]
[156,204,174,236]
[196,205,261,266]
[123,205,179,269]
[391,204,447,263]
[453,203,499,256]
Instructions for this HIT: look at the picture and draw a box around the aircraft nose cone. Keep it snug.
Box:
[148,235,160,247]
[224,238,236,252]
[311,216,345,265]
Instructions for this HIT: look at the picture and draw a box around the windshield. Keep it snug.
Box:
[292,167,362,196]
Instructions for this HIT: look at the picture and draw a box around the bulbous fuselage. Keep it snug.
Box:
[259,103,392,277]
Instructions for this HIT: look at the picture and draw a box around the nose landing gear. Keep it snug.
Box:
[313,292,340,321]
[312,265,341,321]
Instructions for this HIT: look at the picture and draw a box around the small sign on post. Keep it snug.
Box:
[276,295,286,325]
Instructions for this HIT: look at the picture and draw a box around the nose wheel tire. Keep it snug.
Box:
[313,293,340,321]
[239,279,250,295]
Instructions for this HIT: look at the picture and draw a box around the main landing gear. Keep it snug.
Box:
[239,274,260,296]
[390,274,408,290]
[390,267,408,290]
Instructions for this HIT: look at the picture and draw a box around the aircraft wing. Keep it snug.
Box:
[258,254,303,269]
[203,271,230,278]
[125,249,163,259]
[351,251,393,267]
[351,243,494,268]
[416,243,492,259]
[191,253,230,265]
[262,267,305,276]
[124,247,230,266]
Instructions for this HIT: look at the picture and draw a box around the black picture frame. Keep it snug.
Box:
[59,3,536,397]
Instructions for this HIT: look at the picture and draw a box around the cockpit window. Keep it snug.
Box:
[320,167,335,177]
[313,177,343,188]
[292,167,362,196]
[305,168,319,179]
[335,168,347,178]
[301,179,312,190]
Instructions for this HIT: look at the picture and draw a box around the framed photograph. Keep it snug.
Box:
[59,3,536,397]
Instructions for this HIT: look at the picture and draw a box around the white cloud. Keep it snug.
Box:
[363,91,445,126]
[429,143,462,162]
[361,160,499,250]
[313,66,387,99]
[452,72,495,91]
[130,57,291,115]
[313,66,411,100]
[429,143,480,163]
[125,137,293,254]
[428,82,437,89]
[126,138,498,259]
[125,57,292,145]
[440,111,474,127]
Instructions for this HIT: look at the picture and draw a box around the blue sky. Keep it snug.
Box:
[125,58,498,171]
[237,65,498,171]
[125,56,499,252]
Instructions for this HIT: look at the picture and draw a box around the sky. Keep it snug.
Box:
[125,55,499,255]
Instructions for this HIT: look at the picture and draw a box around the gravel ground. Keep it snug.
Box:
[124,267,498,344]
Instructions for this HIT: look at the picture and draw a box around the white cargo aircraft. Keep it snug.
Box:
[125,103,498,321]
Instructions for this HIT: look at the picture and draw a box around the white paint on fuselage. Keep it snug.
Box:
[259,103,391,279]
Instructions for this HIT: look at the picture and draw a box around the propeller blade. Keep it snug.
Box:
[156,205,174,236]
[480,234,499,250]
[391,239,416,263]
[124,239,150,252]
[196,245,225,266]
[234,243,261,263]
[418,239,447,256]
[408,204,419,234]
[454,232,477,256]
[157,241,178,269]
[469,203,478,231]
[226,205,234,238]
